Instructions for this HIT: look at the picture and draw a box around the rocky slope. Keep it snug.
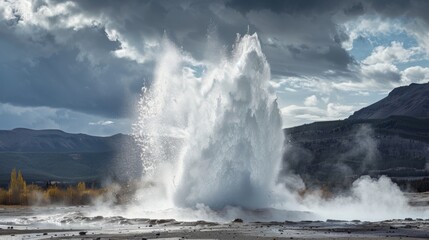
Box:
[349,82,429,119]
[285,83,429,192]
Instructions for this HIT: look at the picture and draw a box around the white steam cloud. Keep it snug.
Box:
[102,32,429,222]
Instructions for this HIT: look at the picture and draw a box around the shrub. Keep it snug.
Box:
[2,169,107,206]
[0,188,8,205]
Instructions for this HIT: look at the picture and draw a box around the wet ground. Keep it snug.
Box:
[1,205,429,240]
[1,218,429,239]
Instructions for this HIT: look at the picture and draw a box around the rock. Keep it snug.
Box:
[233,218,244,223]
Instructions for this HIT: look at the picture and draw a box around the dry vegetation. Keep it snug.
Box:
[0,169,106,205]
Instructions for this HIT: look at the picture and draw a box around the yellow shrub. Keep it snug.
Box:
[0,188,8,205]
[45,186,64,203]
[2,169,107,206]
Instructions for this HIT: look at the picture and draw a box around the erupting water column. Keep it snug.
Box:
[134,33,285,210]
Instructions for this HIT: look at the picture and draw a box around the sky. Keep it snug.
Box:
[1,0,429,136]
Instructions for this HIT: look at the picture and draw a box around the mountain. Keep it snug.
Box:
[349,82,429,119]
[285,83,429,192]
[0,129,141,187]
[0,128,122,152]
[284,116,429,191]
[2,82,429,191]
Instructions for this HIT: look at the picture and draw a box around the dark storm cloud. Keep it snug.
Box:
[0,0,243,120]
[226,0,345,14]
[227,0,429,21]
[369,0,417,18]
[71,0,362,78]
[72,0,246,59]
[343,2,365,16]
[240,3,360,77]
[0,19,148,118]
[1,0,429,130]
[0,0,245,122]
[367,0,429,26]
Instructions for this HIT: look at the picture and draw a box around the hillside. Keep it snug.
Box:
[284,116,429,191]
[0,128,122,152]
[349,82,429,119]
[0,129,141,187]
[284,83,429,192]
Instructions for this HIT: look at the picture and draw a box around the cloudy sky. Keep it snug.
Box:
[1,0,429,136]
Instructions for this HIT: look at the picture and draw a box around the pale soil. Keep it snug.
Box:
[1,218,428,240]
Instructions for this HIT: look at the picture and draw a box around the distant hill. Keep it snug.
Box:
[2,82,429,191]
[0,128,122,152]
[349,82,429,119]
[284,82,429,192]
[0,129,141,187]
[284,116,429,192]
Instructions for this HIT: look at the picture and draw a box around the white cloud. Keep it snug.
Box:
[0,0,97,30]
[332,81,374,92]
[0,0,157,65]
[403,19,429,56]
[339,16,429,93]
[332,64,429,93]
[105,27,159,64]
[344,41,422,91]
[304,95,318,106]
[363,41,419,65]
[321,97,330,103]
[281,105,325,127]
[401,66,429,84]
[326,103,355,118]
[89,120,115,126]
[332,44,412,92]
[0,0,15,20]
[283,76,334,94]
[342,17,400,50]
[281,102,358,128]
[354,91,370,96]
[0,103,59,129]
[0,103,126,136]
[284,87,297,92]
[361,62,401,83]
[269,79,287,89]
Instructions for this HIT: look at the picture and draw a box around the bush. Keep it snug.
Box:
[0,169,106,206]
[45,186,64,203]
[0,188,8,204]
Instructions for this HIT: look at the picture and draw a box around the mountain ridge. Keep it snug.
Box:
[284,82,429,191]
[0,128,127,153]
[0,129,141,187]
[349,82,429,119]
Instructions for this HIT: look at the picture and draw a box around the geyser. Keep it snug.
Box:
[134,33,285,210]
[131,32,429,222]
